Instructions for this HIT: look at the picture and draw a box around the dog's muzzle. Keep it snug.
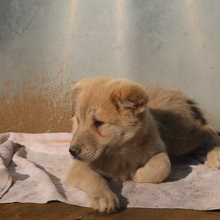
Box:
[69,146,81,158]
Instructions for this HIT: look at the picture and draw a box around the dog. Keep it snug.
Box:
[67,76,220,213]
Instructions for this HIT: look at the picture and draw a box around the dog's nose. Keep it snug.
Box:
[69,146,81,157]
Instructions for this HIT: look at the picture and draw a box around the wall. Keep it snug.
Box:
[1,0,220,133]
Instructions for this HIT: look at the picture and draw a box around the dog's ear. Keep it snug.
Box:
[71,82,83,117]
[111,81,148,115]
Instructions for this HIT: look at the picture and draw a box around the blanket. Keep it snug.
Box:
[0,132,220,210]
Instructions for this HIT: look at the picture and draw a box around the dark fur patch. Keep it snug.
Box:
[187,100,207,125]
[150,109,199,155]
[202,131,220,151]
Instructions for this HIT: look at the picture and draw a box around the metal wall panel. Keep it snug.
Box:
[0,0,220,132]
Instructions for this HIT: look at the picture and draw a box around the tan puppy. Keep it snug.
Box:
[67,76,220,213]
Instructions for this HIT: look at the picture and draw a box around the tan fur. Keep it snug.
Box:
[67,76,220,213]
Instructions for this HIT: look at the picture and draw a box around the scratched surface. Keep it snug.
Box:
[0,0,220,133]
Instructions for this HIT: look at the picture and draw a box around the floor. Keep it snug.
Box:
[0,202,220,220]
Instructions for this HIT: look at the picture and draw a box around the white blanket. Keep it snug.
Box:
[1,132,220,210]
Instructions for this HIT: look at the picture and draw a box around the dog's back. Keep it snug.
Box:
[146,86,219,157]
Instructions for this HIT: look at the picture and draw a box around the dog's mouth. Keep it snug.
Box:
[69,147,80,158]
[68,148,96,162]
[69,151,82,161]
[69,145,108,163]
[69,150,86,161]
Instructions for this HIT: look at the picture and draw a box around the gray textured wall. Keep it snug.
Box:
[1,0,220,132]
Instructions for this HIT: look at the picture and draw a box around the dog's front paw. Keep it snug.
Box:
[91,191,120,213]
[206,147,220,168]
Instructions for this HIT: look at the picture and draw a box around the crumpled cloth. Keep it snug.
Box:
[0,132,220,210]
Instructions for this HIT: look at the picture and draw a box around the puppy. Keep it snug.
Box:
[67,76,220,213]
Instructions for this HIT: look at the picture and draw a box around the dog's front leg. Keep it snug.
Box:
[67,160,120,213]
[133,152,171,183]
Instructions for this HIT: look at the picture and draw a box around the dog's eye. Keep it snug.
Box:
[94,120,104,127]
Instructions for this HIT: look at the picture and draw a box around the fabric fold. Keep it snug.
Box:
[0,138,15,198]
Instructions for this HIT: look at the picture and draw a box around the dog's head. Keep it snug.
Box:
[69,76,148,162]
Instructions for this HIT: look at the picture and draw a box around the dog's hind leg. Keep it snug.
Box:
[202,126,220,168]
[207,147,220,168]
[132,152,171,183]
